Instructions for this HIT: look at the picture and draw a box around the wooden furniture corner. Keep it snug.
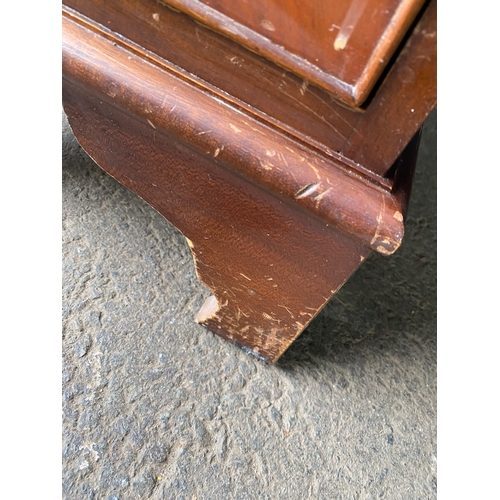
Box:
[62,0,436,363]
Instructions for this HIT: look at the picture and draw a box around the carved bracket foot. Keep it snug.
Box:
[62,5,425,362]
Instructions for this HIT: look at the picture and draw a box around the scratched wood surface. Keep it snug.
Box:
[62,11,411,255]
[63,79,371,363]
[62,76,420,362]
[162,0,427,106]
[62,2,427,361]
[64,0,436,178]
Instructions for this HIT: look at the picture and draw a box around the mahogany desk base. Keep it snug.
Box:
[62,0,436,363]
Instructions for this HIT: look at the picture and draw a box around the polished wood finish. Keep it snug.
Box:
[62,0,436,362]
[162,0,427,106]
[63,0,436,177]
[63,12,404,255]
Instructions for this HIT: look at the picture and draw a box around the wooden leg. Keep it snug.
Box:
[63,86,377,362]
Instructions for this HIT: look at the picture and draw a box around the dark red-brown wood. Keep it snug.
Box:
[63,0,436,177]
[162,0,427,106]
[62,0,435,362]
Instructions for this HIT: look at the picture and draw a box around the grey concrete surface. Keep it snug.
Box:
[62,109,437,500]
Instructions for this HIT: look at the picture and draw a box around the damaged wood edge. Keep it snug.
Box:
[181,207,370,363]
[63,12,407,256]
[184,234,284,364]
[354,0,427,105]
[188,233,370,363]
[186,237,220,324]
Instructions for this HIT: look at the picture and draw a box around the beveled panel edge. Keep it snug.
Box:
[159,0,358,106]
[160,0,427,108]
[62,9,405,255]
[354,0,427,105]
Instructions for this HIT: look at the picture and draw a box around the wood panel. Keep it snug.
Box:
[64,0,436,177]
[162,0,426,106]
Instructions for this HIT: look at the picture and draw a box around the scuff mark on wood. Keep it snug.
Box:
[278,305,294,318]
[393,210,403,222]
[259,159,274,171]
[295,182,321,199]
[334,0,369,50]
[313,187,332,208]
[260,19,276,32]
[376,245,392,256]
[194,295,219,323]
[307,163,321,180]
[370,196,386,246]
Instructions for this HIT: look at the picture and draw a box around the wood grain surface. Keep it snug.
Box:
[62,0,434,360]
[64,0,436,177]
[162,0,427,106]
[62,11,407,255]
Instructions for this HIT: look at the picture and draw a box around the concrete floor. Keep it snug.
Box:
[62,109,436,500]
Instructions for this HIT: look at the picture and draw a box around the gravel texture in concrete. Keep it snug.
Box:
[62,109,437,499]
